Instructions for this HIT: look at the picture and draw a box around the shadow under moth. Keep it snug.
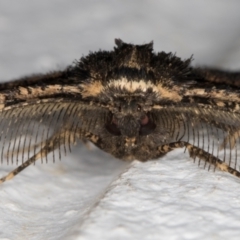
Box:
[0,39,240,183]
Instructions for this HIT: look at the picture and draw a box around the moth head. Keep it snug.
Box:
[106,97,156,137]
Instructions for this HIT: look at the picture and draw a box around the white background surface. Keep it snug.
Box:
[1,1,240,240]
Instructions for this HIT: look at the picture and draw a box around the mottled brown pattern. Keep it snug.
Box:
[1,39,240,183]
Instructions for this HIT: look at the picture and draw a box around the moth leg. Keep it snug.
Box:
[0,143,52,183]
[158,141,240,178]
[0,129,80,183]
[219,129,240,150]
[185,142,240,177]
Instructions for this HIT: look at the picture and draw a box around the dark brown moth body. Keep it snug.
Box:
[1,39,240,183]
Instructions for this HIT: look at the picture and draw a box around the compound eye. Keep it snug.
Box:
[112,116,118,125]
[140,115,149,125]
[105,113,121,136]
[139,113,156,135]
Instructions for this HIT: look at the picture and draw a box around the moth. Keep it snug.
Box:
[0,38,240,183]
